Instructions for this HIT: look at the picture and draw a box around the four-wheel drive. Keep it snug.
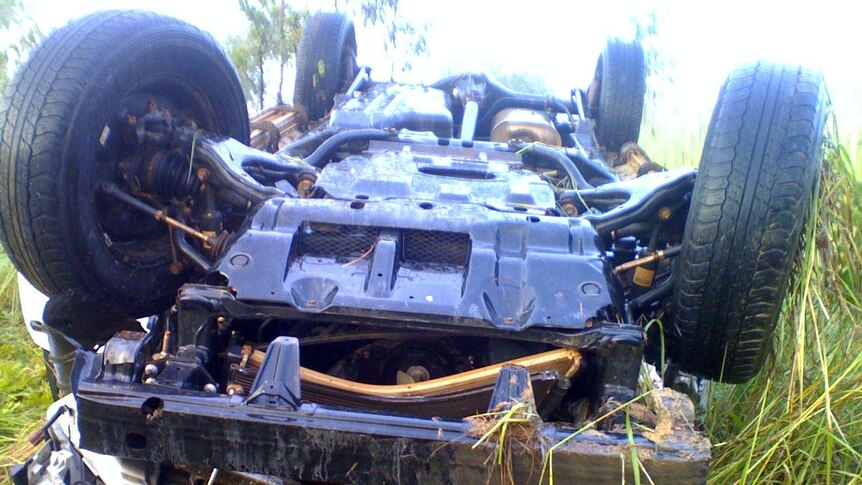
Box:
[1,10,826,485]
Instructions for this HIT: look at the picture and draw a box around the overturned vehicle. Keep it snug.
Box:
[1,10,827,485]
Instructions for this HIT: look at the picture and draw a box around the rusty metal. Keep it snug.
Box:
[612,246,680,274]
[101,182,217,246]
[296,171,317,198]
[226,384,245,396]
[196,167,210,183]
[152,330,172,361]
[490,108,562,146]
[158,211,215,245]
[248,106,302,151]
[613,142,659,180]
[250,119,281,153]
[658,206,673,221]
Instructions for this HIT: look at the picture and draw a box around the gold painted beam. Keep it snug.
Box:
[251,347,581,398]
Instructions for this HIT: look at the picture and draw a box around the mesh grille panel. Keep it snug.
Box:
[300,223,379,258]
[403,230,470,266]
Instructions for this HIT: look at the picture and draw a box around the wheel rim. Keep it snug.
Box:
[92,75,217,269]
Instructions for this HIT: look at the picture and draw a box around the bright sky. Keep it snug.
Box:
[14,0,862,138]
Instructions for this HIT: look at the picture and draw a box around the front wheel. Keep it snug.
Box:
[670,63,827,383]
[0,11,249,317]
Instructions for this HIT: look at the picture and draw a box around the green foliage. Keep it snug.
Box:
[346,0,429,79]
[0,0,22,92]
[229,0,429,109]
[0,256,52,476]
[227,0,307,111]
[0,0,43,94]
[226,34,260,109]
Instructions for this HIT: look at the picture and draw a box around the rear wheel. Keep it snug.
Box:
[294,12,358,121]
[587,38,646,152]
[0,11,249,317]
[670,63,826,383]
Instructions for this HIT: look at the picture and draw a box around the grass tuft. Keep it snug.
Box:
[466,390,545,485]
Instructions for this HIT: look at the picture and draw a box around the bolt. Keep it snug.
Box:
[297,179,313,197]
[169,261,185,275]
[143,364,159,378]
[562,203,577,216]
[658,206,672,221]
[144,377,156,385]
[196,168,210,183]
[203,383,217,394]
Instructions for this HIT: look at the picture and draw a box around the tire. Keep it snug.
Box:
[0,11,249,317]
[587,39,646,152]
[294,12,358,121]
[670,63,826,383]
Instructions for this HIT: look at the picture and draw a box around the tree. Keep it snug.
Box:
[227,0,429,110]
[351,0,428,79]
[0,0,42,93]
[0,0,17,91]
[226,34,261,109]
[227,0,306,111]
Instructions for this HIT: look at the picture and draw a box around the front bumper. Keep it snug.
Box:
[71,350,710,484]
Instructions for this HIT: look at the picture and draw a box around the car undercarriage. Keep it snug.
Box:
[2,9,827,485]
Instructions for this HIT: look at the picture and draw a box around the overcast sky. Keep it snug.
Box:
[13,0,862,141]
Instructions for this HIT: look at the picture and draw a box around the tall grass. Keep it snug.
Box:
[642,113,862,482]
[0,257,51,479]
[703,135,862,484]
